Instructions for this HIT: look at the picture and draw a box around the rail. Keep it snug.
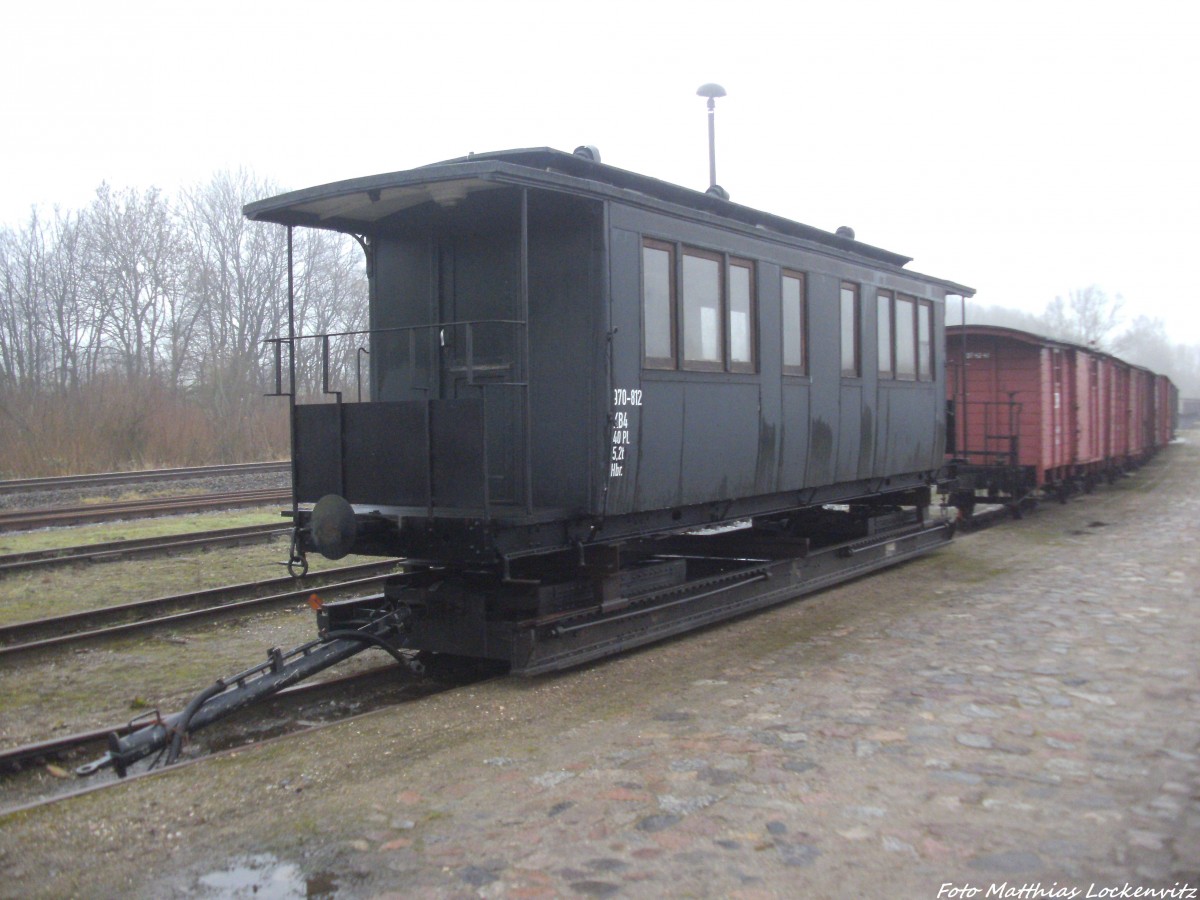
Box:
[0,560,401,658]
[0,490,290,532]
[0,523,289,574]
[0,461,289,496]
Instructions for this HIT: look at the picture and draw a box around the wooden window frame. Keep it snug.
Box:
[782,270,808,376]
[917,299,934,381]
[681,246,726,372]
[877,289,894,379]
[642,239,761,375]
[727,257,756,373]
[840,282,861,377]
[895,293,917,381]
[641,238,676,370]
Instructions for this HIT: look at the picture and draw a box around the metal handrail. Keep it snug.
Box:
[955,399,1022,466]
[266,317,532,515]
[265,318,529,402]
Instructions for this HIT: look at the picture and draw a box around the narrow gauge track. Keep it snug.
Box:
[0,523,290,575]
[0,560,402,658]
[0,461,289,497]
[0,489,291,531]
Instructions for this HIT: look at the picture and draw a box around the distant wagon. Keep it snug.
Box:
[945,325,1176,515]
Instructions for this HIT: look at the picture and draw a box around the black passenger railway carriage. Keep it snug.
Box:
[246,147,974,674]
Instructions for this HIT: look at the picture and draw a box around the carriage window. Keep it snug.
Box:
[682,249,723,370]
[642,240,675,369]
[841,282,860,377]
[728,259,755,372]
[896,294,916,380]
[642,239,758,373]
[782,271,807,375]
[877,290,893,378]
[917,300,933,380]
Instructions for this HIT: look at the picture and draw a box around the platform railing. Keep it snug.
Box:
[264,318,529,404]
[265,319,532,514]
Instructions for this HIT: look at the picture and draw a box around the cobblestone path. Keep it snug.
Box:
[1,442,1197,899]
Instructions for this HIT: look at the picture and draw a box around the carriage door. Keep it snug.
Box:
[435,221,525,507]
[1050,350,1064,468]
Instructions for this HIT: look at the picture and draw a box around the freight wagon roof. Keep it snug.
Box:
[947,324,1161,377]
[245,147,974,295]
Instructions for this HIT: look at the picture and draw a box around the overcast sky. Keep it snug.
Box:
[3,0,1197,342]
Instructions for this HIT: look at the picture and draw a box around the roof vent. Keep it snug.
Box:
[836,225,856,239]
[706,184,730,200]
[573,145,601,162]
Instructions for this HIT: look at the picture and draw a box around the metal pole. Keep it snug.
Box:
[696,84,726,192]
[960,293,968,456]
[707,98,717,189]
[287,227,299,524]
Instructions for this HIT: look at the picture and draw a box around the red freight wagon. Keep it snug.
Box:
[1075,349,1106,472]
[1107,357,1130,466]
[1129,366,1155,463]
[946,325,1175,516]
[1154,374,1178,446]
[946,326,1082,512]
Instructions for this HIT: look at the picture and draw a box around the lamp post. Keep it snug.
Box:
[696,83,726,193]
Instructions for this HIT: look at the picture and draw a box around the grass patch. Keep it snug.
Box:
[0,608,320,748]
[0,508,286,556]
[0,534,389,625]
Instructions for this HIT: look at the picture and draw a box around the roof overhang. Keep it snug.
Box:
[244,147,975,295]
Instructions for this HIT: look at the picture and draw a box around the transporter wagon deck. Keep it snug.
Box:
[245,146,973,672]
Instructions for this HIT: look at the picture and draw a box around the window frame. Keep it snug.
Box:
[917,299,934,381]
[680,246,726,372]
[781,270,808,376]
[641,238,677,370]
[895,293,918,381]
[641,238,760,375]
[840,282,861,378]
[876,289,894,379]
[727,257,756,373]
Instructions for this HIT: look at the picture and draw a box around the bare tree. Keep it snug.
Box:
[180,170,289,394]
[42,207,103,391]
[177,170,294,458]
[84,184,189,383]
[0,211,51,389]
[1043,285,1123,349]
[291,229,369,397]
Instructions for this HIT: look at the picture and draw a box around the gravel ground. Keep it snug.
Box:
[0,441,1196,899]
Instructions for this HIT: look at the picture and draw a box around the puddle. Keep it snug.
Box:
[196,855,338,898]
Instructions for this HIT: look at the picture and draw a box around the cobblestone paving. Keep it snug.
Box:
[1,442,1197,899]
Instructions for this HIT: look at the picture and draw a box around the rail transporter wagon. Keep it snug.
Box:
[247,146,974,675]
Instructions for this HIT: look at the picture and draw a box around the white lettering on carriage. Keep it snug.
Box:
[609,389,641,477]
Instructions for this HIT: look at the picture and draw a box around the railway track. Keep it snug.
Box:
[0,560,403,658]
[0,523,290,574]
[0,662,478,815]
[0,664,405,774]
[0,461,289,497]
[0,489,291,531]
